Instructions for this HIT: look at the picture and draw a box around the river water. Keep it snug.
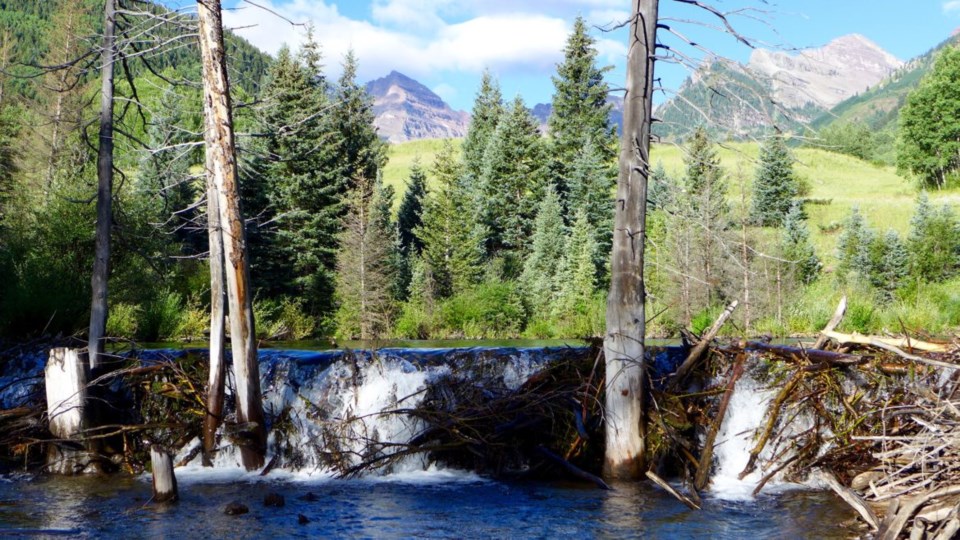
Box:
[0,342,857,538]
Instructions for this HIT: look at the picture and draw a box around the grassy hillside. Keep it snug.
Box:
[381,138,462,209]
[386,138,955,268]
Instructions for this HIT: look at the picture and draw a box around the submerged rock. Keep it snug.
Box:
[263,493,285,507]
[224,501,248,515]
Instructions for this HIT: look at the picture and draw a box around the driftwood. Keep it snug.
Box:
[822,330,949,354]
[879,486,960,540]
[819,470,879,531]
[646,470,700,510]
[812,296,847,350]
[669,300,738,390]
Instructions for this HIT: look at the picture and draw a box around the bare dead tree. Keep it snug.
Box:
[196,0,266,471]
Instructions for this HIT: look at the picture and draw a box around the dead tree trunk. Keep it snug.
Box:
[604,0,659,480]
[202,147,227,466]
[88,0,117,371]
[197,0,266,470]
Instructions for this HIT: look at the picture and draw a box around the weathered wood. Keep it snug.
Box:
[812,296,846,350]
[151,445,178,503]
[44,348,87,474]
[879,485,960,540]
[202,136,227,467]
[670,300,738,390]
[822,330,949,354]
[88,0,117,370]
[695,352,745,491]
[604,0,659,481]
[196,0,266,470]
[646,471,701,510]
[743,341,863,366]
[819,470,879,531]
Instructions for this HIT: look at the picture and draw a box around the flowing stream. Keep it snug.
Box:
[0,343,855,538]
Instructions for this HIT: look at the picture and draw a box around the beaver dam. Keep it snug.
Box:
[1,304,959,538]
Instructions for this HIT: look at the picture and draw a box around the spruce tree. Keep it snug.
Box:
[259,43,345,314]
[334,50,387,189]
[334,176,398,339]
[648,161,673,210]
[397,159,427,256]
[416,141,484,298]
[781,202,821,285]
[682,126,729,305]
[750,133,798,227]
[555,209,598,316]
[477,95,547,264]
[461,70,503,185]
[866,230,908,299]
[907,191,960,282]
[548,16,616,209]
[836,207,874,281]
[567,138,615,284]
[520,186,566,318]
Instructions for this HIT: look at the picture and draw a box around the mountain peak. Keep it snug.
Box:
[747,33,903,109]
[366,72,469,143]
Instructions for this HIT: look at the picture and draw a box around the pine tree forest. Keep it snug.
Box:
[1,4,959,345]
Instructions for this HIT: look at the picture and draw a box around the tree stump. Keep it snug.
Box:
[151,445,178,503]
[44,348,88,474]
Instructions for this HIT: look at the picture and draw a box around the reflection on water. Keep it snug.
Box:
[0,475,858,539]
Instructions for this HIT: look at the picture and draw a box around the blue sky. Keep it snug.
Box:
[210,1,960,111]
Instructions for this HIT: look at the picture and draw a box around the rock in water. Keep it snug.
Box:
[264,493,285,507]
[224,502,249,515]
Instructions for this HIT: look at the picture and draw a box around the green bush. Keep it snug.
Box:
[255,297,317,341]
[138,290,184,341]
[106,303,140,339]
[437,281,525,338]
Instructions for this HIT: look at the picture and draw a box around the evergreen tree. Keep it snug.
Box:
[334,176,398,339]
[907,191,960,282]
[555,209,598,316]
[461,70,503,185]
[548,16,616,208]
[866,230,909,299]
[397,159,427,256]
[750,133,798,227]
[416,141,484,298]
[648,161,673,210]
[780,202,821,285]
[836,207,874,281]
[520,186,566,318]
[682,126,729,306]
[333,50,387,189]
[258,43,345,313]
[477,95,547,264]
[567,138,615,284]
[898,45,960,188]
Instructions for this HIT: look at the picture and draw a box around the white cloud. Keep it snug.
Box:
[945,0,960,14]
[432,82,457,101]
[222,0,598,81]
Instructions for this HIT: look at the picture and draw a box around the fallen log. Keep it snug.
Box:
[812,297,847,350]
[819,470,879,531]
[743,342,863,366]
[822,331,949,354]
[646,470,700,510]
[669,300,738,390]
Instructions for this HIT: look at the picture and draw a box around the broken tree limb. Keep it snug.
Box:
[695,352,746,491]
[669,300,738,390]
[862,339,960,371]
[743,342,863,366]
[813,296,847,350]
[819,470,879,531]
[822,331,949,354]
[646,470,701,510]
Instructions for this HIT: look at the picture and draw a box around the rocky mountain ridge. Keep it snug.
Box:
[366,71,470,143]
